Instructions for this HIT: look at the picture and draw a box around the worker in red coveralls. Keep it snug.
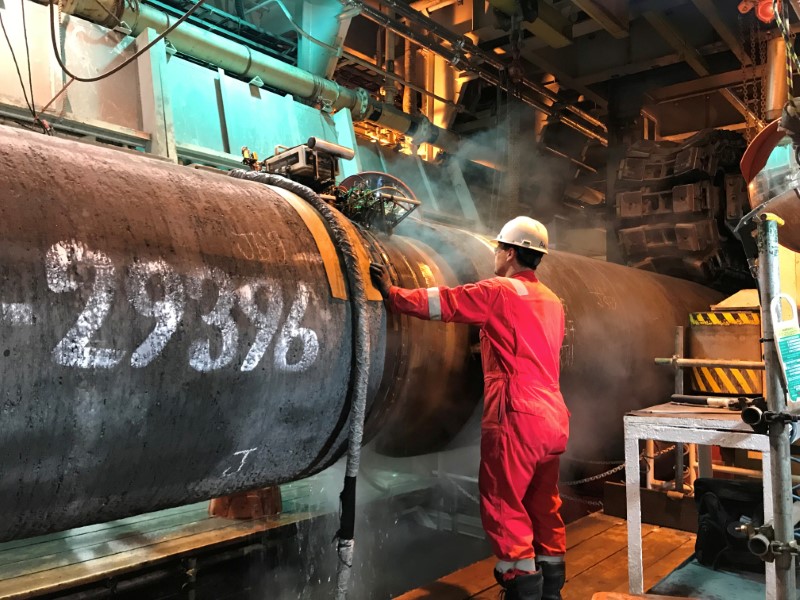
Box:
[370,217,569,600]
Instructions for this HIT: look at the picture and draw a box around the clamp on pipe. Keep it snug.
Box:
[740,522,800,561]
[741,406,800,441]
[312,76,342,113]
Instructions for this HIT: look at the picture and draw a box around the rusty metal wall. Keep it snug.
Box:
[0,124,722,541]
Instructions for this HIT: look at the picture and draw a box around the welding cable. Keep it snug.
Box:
[228,170,369,600]
[0,6,35,119]
[48,0,207,83]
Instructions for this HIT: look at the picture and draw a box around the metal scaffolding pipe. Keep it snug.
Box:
[758,218,796,599]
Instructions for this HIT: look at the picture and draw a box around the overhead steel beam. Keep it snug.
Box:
[790,0,800,21]
[574,41,727,86]
[658,121,748,141]
[486,0,573,48]
[521,50,608,108]
[646,64,767,103]
[690,0,751,66]
[570,0,628,39]
[644,11,761,127]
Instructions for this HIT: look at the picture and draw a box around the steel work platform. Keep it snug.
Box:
[395,512,696,599]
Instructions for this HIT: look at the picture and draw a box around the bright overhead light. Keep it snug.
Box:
[493,47,507,55]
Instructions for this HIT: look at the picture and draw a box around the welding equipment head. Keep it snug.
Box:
[494,216,549,254]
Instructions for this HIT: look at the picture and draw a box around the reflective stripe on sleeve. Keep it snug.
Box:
[508,278,529,296]
[427,287,442,320]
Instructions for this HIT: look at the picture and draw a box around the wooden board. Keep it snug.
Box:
[395,513,696,600]
[0,504,317,599]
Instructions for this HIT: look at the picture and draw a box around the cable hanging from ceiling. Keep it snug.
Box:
[48,0,207,82]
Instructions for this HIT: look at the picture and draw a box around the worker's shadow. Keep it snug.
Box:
[395,581,485,599]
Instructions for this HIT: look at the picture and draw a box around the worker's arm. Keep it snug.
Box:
[370,263,497,326]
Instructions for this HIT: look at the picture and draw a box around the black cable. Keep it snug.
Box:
[20,0,35,116]
[228,170,371,599]
[49,0,207,83]
[0,7,34,117]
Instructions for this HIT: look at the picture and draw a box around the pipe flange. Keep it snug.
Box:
[352,87,371,121]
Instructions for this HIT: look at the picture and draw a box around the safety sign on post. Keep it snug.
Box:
[771,294,800,404]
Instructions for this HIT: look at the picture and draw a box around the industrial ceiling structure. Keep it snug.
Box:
[149,0,786,139]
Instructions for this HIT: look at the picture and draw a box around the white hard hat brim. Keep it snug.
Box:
[492,238,549,254]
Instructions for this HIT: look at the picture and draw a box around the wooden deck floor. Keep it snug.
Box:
[0,503,316,599]
[0,506,694,600]
[395,513,696,600]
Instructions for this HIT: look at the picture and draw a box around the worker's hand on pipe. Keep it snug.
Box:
[369,262,391,298]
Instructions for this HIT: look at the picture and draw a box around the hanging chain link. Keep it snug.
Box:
[740,13,758,142]
[562,463,626,486]
[560,492,604,508]
[759,19,768,126]
[560,444,678,487]
[563,456,625,466]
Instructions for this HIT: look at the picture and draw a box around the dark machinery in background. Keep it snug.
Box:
[0,124,721,544]
[613,131,752,292]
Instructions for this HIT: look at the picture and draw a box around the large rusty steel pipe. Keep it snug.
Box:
[0,124,721,542]
[383,222,724,466]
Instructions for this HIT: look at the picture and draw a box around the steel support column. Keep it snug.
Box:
[758,217,796,600]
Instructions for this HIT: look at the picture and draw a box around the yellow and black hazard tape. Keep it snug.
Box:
[689,311,760,326]
[689,366,762,395]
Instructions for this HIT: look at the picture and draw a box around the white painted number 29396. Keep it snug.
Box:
[44,240,320,374]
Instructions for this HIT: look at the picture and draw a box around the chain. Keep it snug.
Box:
[561,444,677,487]
[741,13,756,142]
[560,492,604,508]
[562,463,625,486]
[562,456,625,466]
[759,20,768,126]
[643,443,679,461]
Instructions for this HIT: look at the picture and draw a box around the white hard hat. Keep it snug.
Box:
[494,216,549,254]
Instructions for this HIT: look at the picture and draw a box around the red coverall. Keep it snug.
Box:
[387,270,569,562]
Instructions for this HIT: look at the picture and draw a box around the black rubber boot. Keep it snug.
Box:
[501,571,544,600]
[539,561,566,600]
